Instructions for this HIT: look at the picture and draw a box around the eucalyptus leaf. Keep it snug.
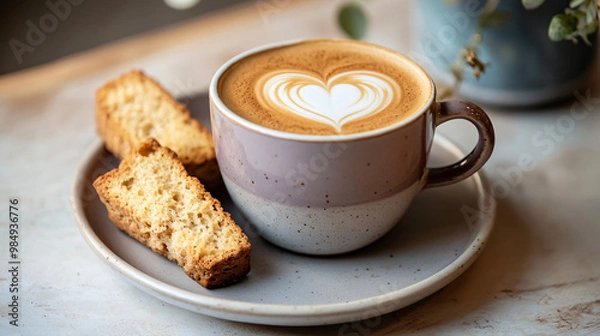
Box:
[565,8,579,16]
[570,0,587,9]
[522,0,546,10]
[548,14,578,41]
[586,2,597,24]
[338,3,367,40]
[584,19,598,35]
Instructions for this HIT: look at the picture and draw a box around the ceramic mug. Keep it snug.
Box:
[209,40,495,255]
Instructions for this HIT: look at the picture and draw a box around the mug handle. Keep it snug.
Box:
[425,100,495,188]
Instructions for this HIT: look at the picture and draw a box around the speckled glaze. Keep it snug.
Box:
[209,39,494,255]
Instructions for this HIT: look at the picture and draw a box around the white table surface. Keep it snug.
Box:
[1,0,599,335]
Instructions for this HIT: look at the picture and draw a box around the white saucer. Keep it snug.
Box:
[72,129,495,327]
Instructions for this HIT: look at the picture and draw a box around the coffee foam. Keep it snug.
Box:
[257,70,400,132]
[218,40,432,135]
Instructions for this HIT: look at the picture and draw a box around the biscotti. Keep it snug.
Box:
[96,70,220,189]
[93,139,251,288]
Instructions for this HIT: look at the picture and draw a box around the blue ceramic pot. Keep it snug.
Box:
[414,0,597,106]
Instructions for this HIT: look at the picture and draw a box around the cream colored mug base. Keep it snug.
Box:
[223,176,422,255]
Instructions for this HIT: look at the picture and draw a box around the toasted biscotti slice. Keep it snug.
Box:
[93,139,251,288]
[96,70,220,189]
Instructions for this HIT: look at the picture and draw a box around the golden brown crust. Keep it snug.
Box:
[95,70,220,189]
[93,139,250,289]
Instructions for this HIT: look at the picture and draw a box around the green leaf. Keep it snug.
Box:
[585,2,597,24]
[580,20,598,45]
[522,0,546,10]
[583,19,598,35]
[478,10,513,29]
[338,3,367,40]
[548,14,578,41]
[569,0,587,9]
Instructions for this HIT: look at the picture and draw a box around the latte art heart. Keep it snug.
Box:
[257,70,401,132]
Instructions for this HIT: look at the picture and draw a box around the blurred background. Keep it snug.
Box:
[2,0,596,107]
[0,0,251,75]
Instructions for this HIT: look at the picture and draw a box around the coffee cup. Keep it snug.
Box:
[209,39,494,255]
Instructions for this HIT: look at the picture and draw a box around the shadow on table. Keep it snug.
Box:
[226,197,533,335]
[475,75,600,115]
[373,197,533,334]
[185,91,212,130]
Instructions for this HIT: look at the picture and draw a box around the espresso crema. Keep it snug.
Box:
[218,39,432,135]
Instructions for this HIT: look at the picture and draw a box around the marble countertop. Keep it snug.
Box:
[1,0,599,334]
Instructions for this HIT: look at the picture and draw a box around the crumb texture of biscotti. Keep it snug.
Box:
[93,139,250,289]
[96,70,215,168]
